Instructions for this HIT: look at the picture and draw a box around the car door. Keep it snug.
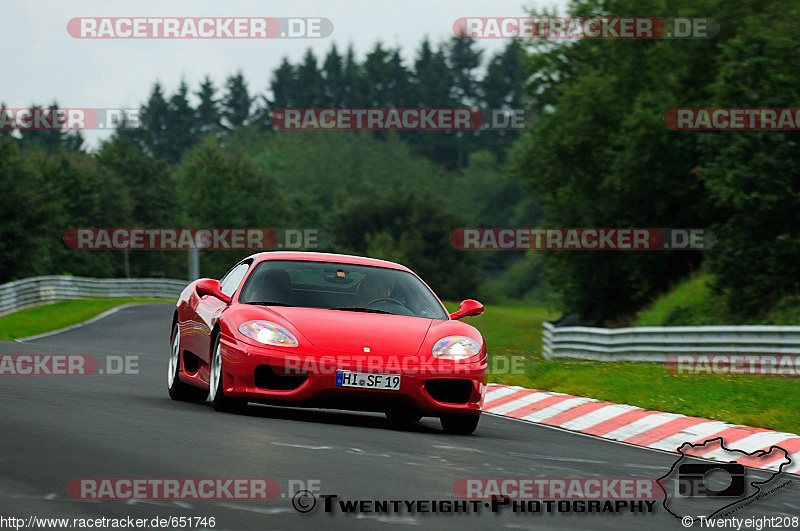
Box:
[194,261,251,366]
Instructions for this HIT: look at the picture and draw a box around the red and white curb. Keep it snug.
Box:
[484,384,800,475]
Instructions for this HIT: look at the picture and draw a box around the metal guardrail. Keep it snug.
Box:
[0,276,188,317]
[542,321,800,361]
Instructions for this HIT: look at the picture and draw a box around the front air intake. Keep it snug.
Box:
[254,365,307,390]
[424,379,473,404]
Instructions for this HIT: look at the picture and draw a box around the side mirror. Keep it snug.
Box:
[449,299,484,320]
[196,278,232,304]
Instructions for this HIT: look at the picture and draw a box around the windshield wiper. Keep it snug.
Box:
[328,306,394,315]
[244,301,296,307]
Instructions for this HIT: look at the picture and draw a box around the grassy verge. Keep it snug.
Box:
[634,273,723,326]
[0,298,174,340]
[634,272,800,326]
[447,301,800,434]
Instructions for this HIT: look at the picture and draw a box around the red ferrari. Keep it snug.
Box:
[168,252,487,434]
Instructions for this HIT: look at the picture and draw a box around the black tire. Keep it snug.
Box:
[209,334,247,413]
[168,323,209,403]
[440,414,480,435]
[385,408,424,423]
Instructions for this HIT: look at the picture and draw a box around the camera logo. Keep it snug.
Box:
[658,437,792,523]
[677,463,745,497]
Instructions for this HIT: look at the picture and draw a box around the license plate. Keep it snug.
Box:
[335,370,401,391]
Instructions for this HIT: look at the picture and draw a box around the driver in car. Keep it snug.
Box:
[355,275,395,306]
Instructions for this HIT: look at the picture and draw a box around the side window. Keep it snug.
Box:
[219,263,250,297]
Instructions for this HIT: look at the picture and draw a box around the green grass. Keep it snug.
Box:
[447,300,800,434]
[0,298,174,340]
[634,272,800,326]
[634,273,725,326]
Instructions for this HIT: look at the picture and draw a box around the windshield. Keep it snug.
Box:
[239,260,448,320]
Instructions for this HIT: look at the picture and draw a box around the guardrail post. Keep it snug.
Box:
[188,249,199,281]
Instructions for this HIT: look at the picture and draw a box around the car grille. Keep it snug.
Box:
[424,379,474,404]
[254,365,307,390]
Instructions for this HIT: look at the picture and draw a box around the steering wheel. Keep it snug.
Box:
[366,297,405,307]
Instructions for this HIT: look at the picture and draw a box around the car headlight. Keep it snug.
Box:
[432,336,481,360]
[238,320,299,347]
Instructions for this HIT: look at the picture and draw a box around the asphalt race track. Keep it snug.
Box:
[1,304,797,529]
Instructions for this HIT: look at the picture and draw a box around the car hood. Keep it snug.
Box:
[268,306,434,357]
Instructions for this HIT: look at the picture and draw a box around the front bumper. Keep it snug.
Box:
[217,335,487,416]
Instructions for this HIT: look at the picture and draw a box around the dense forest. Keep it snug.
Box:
[0,36,536,305]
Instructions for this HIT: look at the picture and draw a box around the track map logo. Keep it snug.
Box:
[658,437,793,525]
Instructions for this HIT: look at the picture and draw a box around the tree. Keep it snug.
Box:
[329,185,479,300]
[511,0,726,323]
[164,80,198,163]
[293,49,324,107]
[341,44,367,107]
[481,41,527,160]
[51,150,133,277]
[409,39,459,168]
[195,76,221,135]
[0,139,65,280]
[96,135,183,277]
[17,102,85,153]
[446,35,483,107]
[412,38,454,109]
[134,83,170,159]
[222,71,253,130]
[321,44,344,107]
[268,57,296,110]
[363,43,410,107]
[176,136,288,277]
[700,0,800,319]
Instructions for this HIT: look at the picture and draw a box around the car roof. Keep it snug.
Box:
[244,251,412,272]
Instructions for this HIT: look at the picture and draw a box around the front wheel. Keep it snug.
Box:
[209,335,247,413]
[168,323,208,403]
[440,414,480,435]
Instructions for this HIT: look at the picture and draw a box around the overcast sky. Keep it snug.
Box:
[3,0,568,148]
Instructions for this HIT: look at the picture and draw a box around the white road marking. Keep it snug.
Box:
[603,413,683,441]
[520,397,595,423]
[216,502,296,515]
[648,421,733,452]
[485,392,563,416]
[484,385,525,402]
[432,444,483,453]
[558,403,641,431]
[271,443,333,450]
[349,513,419,524]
